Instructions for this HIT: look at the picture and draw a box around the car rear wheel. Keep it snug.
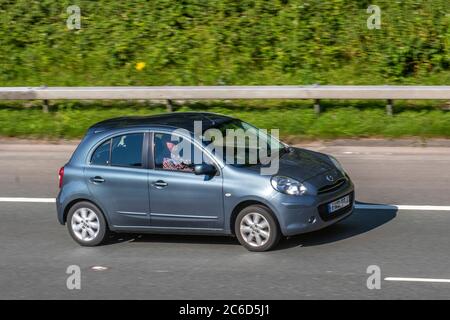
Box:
[67,201,109,246]
[235,205,280,252]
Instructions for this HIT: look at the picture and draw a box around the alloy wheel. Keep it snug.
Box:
[239,212,271,247]
[71,208,100,242]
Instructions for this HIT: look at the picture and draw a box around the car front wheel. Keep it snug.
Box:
[235,205,281,252]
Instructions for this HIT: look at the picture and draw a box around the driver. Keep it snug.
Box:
[161,135,193,172]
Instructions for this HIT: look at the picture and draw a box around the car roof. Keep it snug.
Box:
[88,112,235,134]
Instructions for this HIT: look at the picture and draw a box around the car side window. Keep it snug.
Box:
[153,133,197,173]
[110,133,144,168]
[91,139,111,165]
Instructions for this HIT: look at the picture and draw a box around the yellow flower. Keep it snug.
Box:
[135,62,146,71]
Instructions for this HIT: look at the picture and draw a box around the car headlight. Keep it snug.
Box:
[271,176,307,195]
[328,155,346,175]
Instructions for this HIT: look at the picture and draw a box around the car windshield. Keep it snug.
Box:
[200,119,286,166]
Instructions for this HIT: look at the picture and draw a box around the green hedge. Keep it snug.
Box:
[0,0,449,86]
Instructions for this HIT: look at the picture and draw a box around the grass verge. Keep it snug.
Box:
[0,101,449,140]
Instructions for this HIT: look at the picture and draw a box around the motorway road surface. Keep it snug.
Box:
[0,140,449,299]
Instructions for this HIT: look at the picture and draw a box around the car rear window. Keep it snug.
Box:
[91,139,111,165]
[111,133,144,168]
[90,133,144,168]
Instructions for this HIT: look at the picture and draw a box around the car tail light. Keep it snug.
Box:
[58,166,65,188]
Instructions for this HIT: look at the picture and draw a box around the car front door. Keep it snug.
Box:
[148,131,224,230]
[84,132,150,228]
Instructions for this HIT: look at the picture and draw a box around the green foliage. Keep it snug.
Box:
[0,1,449,140]
[0,0,448,85]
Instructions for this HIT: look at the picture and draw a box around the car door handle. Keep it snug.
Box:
[89,176,105,184]
[152,180,168,189]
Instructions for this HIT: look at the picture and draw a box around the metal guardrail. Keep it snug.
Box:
[1,86,449,114]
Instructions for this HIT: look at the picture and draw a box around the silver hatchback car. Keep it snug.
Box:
[57,112,354,251]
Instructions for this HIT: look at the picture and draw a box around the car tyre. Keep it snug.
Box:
[235,205,281,252]
[67,201,109,246]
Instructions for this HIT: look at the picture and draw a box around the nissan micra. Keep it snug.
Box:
[57,112,354,251]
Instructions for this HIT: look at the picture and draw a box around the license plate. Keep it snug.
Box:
[328,195,350,213]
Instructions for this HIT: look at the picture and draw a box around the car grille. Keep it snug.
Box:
[318,191,354,222]
[318,178,347,194]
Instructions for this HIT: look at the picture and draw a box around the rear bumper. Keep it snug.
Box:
[56,191,65,225]
[272,180,355,236]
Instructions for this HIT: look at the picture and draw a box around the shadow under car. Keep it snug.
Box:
[102,202,397,251]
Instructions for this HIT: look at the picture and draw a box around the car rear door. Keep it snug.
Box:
[84,131,151,228]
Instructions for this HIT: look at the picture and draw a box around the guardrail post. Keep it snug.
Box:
[166,99,174,112]
[386,99,393,116]
[42,100,49,113]
[314,99,321,115]
[40,85,49,113]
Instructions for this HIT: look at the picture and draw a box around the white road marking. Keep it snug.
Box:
[385,277,450,283]
[355,204,450,211]
[1,198,450,212]
[0,197,56,203]
[90,266,109,271]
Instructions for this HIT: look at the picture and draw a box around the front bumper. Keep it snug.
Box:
[271,179,355,236]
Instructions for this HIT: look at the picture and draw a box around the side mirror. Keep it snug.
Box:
[194,163,217,176]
